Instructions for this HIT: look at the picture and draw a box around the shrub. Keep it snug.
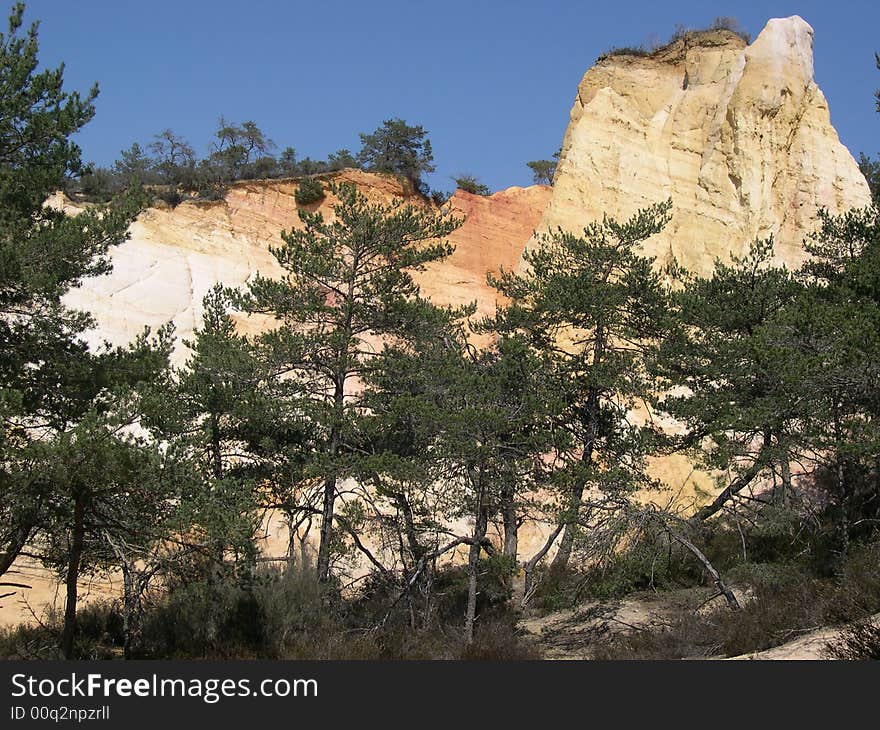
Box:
[592,538,880,659]
[828,620,880,660]
[453,174,490,196]
[708,16,751,43]
[430,189,451,206]
[72,166,121,202]
[458,615,541,660]
[599,17,750,63]
[597,45,650,62]
[196,181,229,201]
[0,601,124,660]
[155,186,184,207]
[295,177,325,206]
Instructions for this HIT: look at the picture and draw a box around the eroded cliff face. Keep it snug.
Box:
[60,171,415,364]
[416,184,552,338]
[7,16,872,626]
[61,17,871,364]
[58,172,550,365]
[529,16,871,273]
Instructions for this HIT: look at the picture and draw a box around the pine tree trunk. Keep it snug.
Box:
[552,378,601,571]
[60,497,85,660]
[285,514,297,569]
[316,472,337,584]
[833,405,850,572]
[121,563,135,660]
[465,478,489,646]
[210,413,223,480]
[836,453,850,569]
[500,477,518,562]
[551,488,582,571]
[779,458,793,506]
[317,377,345,584]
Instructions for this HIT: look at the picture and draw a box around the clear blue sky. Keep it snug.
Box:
[20,0,880,193]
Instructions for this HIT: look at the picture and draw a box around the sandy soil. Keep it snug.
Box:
[519,591,863,660]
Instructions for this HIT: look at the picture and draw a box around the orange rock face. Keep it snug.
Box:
[60,171,548,364]
[416,185,553,330]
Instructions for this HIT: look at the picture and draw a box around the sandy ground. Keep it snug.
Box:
[519,591,864,660]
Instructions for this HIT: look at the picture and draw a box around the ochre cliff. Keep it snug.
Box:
[60,171,550,364]
[6,16,872,626]
[416,184,552,335]
[528,16,871,273]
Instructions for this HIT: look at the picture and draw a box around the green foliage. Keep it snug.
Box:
[0,3,95,216]
[294,176,325,205]
[327,148,357,171]
[875,52,880,113]
[140,287,273,562]
[240,182,462,580]
[356,118,435,190]
[599,16,750,62]
[0,563,537,660]
[580,538,703,602]
[0,601,123,660]
[671,16,750,44]
[526,149,560,185]
[0,2,156,601]
[594,537,880,659]
[430,189,450,206]
[655,238,803,507]
[859,153,880,205]
[148,128,195,186]
[597,45,651,61]
[113,142,157,187]
[828,619,880,659]
[73,165,119,201]
[208,116,275,182]
[488,201,674,565]
[453,174,490,196]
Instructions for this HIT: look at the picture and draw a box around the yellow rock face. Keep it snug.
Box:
[528,17,872,274]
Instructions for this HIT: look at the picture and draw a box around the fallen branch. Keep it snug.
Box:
[666,530,740,610]
[689,461,764,524]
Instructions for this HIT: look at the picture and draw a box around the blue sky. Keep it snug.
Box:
[20,0,880,193]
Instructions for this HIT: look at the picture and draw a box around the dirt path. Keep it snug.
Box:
[519,595,683,660]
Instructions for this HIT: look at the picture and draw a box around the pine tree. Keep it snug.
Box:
[26,326,175,658]
[487,202,673,571]
[240,182,461,583]
[356,119,435,193]
[655,238,804,520]
[361,316,559,637]
[789,207,880,564]
[0,2,146,586]
[143,287,269,566]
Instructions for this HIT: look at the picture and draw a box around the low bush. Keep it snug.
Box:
[591,538,880,659]
[453,175,490,196]
[0,602,123,660]
[828,620,880,660]
[155,186,185,207]
[0,559,538,660]
[295,177,325,206]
